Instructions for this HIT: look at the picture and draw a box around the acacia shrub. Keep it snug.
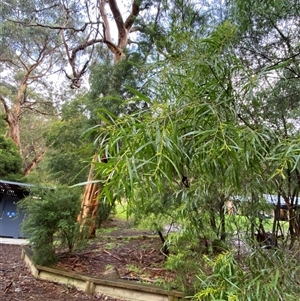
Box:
[193,250,300,301]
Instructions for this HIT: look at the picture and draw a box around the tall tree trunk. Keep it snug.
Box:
[1,93,22,154]
[77,154,101,238]
[5,112,22,154]
[78,0,141,236]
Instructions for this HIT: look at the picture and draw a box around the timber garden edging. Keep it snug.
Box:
[21,246,184,301]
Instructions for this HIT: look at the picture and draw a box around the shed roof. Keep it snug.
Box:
[231,194,300,209]
[0,179,34,198]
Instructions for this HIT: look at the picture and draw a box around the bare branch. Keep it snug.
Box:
[124,1,141,30]
[0,58,20,68]
[32,3,60,14]
[71,39,105,60]
[108,0,125,37]
[67,37,108,88]
[273,23,293,53]
[16,56,29,71]
[8,18,91,33]
[0,96,10,114]
[28,56,55,81]
[99,0,112,43]
[23,147,49,176]
[24,105,57,117]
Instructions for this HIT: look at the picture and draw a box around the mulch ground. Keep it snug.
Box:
[0,219,176,301]
[57,219,176,284]
[0,243,121,301]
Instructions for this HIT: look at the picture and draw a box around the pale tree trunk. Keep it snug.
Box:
[77,154,101,238]
[1,47,54,173]
[1,95,50,174]
[5,111,22,154]
[101,0,140,63]
[78,0,141,236]
[2,87,49,171]
[1,79,25,154]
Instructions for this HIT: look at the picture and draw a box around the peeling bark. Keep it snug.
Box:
[5,111,22,153]
[78,154,101,238]
[1,79,26,154]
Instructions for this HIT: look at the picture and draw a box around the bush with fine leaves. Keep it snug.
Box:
[192,250,300,301]
[19,186,85,265]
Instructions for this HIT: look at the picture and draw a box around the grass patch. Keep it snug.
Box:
[103,241,120,250]
[105,264,114,270]
[126,264,143,274]
[225,214,289,234]
[96,226,119,235]
[114,202,129,220]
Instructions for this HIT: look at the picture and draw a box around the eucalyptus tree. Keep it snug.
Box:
[6,0,165,86]
[0,0,63,176]
[0,0,161,177]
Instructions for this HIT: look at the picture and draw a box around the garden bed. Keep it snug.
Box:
[21,218,184,301]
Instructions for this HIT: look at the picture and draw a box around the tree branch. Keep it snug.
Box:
[108,0,125,37]
[0,96,10,114]
[23,147,49,176]
[8,18,92,33]
[124,1,141,30]
[99,0,112,43]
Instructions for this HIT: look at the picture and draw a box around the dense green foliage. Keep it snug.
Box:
[88,2,300,297]
[19,186,85,265]
[2,0,300,298]
[0,135,23,180]
[44,95,94,185]
[192,251,300,301]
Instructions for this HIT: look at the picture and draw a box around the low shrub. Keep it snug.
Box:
[18,185,86,265]
[192,250,300,301]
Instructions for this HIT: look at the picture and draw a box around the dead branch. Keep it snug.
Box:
[103,249,122,262]
[120,276,156,283]
[3,279,13,293]
[23,148,48,176]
